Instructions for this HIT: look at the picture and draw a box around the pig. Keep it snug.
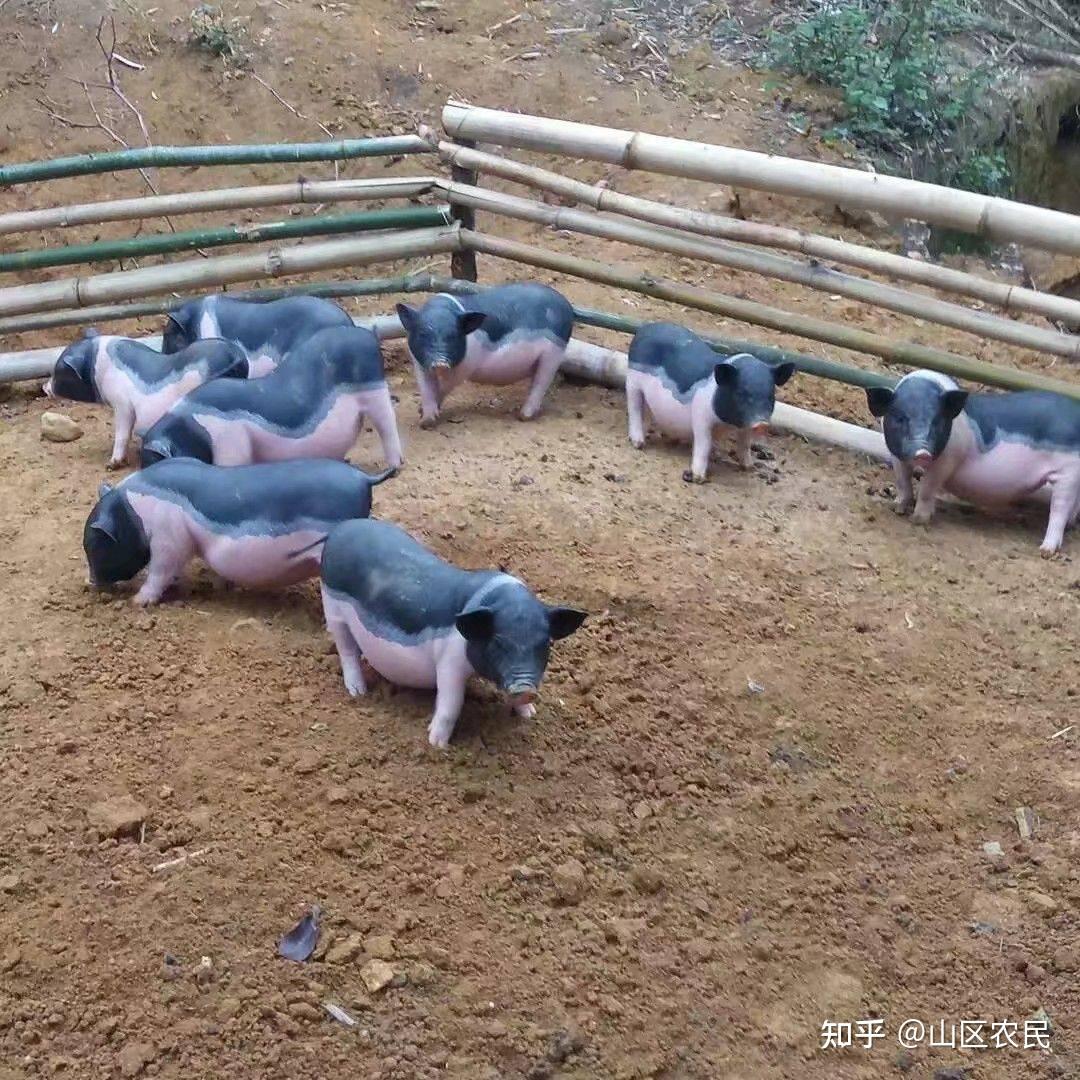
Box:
[84,457,396,606]
[626,322,796,483]
[319,518,587,748]
[139,325,403,470]
[395,283,574,427]
[866,369,1080,555]
[43,331,249,469]
[161,293,353,376]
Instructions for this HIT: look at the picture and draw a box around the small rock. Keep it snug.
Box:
[552,858,587,905]
[416,0,440,8]
[1024,962,1047,984]
[117,1042,155,1078]
[87,795,148,839]
[462,785,486,805]
[40,412,83,443]
[25,820,50,840]
[632,800,654,820]
[288,1001,322,1022]
[326,786,351,805]
[981,840,1004,862]
[229,617,264,640]
[583,822,618,853]
[932,1068,969,1080]
[364,934,395,960]
[325,933,364,965]
[405,961,437,987]
[1025,891,1058,917]
[360,959,396,994]
[434,878,454,900]
[630,865,665,895]
[684,937,714,962]
[1015,806,1036,841]
[546,1028,586,1064]
[1,947,21,972]
[894,1049,915,1071]
[1051,945,1079,973]
[0,873,21,894]
[604,917,644,946]
[193,956,214,985]
[321,831,350,854]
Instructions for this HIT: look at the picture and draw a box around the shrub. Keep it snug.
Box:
[769,0,1011,195]
[189,5,248,62]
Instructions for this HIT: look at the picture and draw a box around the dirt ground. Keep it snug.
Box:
[1,2,1079,1078]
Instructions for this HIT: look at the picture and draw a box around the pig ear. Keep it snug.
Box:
[548,607,587,640]
[91,520,117,543]
[941,389,968,420]
[458,311,487,336]
[865,386,895,417]
[713,362,736,386]
[98,482,113,498]
[772,361,797,387]
[81,326,100,339]
[456,607,495,641]
[395,303,419,334]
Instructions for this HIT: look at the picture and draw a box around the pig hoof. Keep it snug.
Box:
[517,409,538,422]
[910,512,933,528]
[427,729,451,750]
[132,592,158,608]
[419,415,439,430]
[107,458,126,471]
[1040,544,1061,559]
[343,676,367,697]
[630,438,645,451]
[682,469,707,485]
[514,702,537,720]
[892,500,914,517]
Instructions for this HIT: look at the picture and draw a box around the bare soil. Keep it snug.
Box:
[1,2,1079,1079]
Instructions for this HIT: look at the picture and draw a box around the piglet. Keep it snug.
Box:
[140,325,403,470]
[85,458,396,607]
[162,294,353,375]
[866,370,1080,555]
[396,283,574,427]
[44,331,248,468]
[626,322,796,483]
[319,519,587,748]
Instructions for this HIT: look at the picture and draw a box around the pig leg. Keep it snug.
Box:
[427,654,471,748]
[519,343,564,421]
[414,360,442,429]
[891,458,916,516]
[734,428,754,471]
[683,410,715,484]
[910,464,952,526]
[627,378,647,450]
[366,385,404,468]
[327,619,367,696]
[1039,472,1080,556]
[108,406,136,470]
[133,533,194,607]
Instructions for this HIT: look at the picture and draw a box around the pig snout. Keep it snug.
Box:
[508,685,538,707]
[749,421,769,436]
[913,449,934,467]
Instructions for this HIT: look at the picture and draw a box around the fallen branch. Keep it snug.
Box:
[152,848,210,874]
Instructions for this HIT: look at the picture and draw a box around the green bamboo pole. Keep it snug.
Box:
[0,270,894,390]
[0,135,430,187]
[0,206,451,273]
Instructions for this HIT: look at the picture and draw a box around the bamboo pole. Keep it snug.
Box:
[441,104,1080,257]
[0,135,430,187]
[460,230,1080,400]
[0,177,441,238]
[0,225,461,317]
[441,181,1080,360]
[436,140,1080,328]
[0,312,405,383]
[0,205,452,274]
[0,273,469,336]
[0,273,890,391]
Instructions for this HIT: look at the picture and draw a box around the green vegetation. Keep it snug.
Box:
[769,0,1011,195]
[188,5,248,63]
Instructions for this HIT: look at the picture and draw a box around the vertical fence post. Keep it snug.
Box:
[449,137,479,281]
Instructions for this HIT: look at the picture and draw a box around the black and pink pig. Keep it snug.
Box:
[44,331,249,468]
